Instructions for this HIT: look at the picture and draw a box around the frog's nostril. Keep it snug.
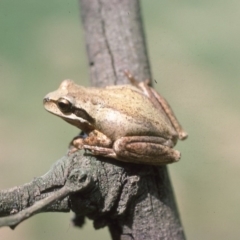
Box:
[43,97,50,104]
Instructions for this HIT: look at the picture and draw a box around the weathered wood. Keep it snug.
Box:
[79,0,151,87]
[79,0,185,239]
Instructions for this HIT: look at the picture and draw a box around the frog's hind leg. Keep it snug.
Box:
[136,80,188,140]
[148,88,188,140]
[124,70,187,140]
[113,136,181,165]
[83,145,116,157]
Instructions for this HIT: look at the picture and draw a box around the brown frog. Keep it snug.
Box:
[43,72,187,165]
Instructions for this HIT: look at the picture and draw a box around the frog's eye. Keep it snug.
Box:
[57,97,73,113]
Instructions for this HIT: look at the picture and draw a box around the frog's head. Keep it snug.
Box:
[43,80,95,132]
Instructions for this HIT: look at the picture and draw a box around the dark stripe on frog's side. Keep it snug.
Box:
[72,107,96,124]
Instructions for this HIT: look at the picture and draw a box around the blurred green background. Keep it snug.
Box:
[1,0,240,239]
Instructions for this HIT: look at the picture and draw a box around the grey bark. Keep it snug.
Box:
[80,0,150,86]
[0,0,185,239]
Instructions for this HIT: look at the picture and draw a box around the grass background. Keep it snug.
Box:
[1,0,240,239]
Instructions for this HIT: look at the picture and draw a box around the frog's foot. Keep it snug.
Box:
[83,145,116,157]
[70,138,84,149]
[68,146,80,155]
[68,137,84,155]
[124,70,150,88]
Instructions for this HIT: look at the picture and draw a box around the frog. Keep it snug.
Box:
[43,71,187,165]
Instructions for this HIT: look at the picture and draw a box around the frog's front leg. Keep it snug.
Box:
[84,136,180,165]
[69,129,113,154]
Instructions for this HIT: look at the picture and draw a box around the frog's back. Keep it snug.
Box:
[89,85,176,140]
